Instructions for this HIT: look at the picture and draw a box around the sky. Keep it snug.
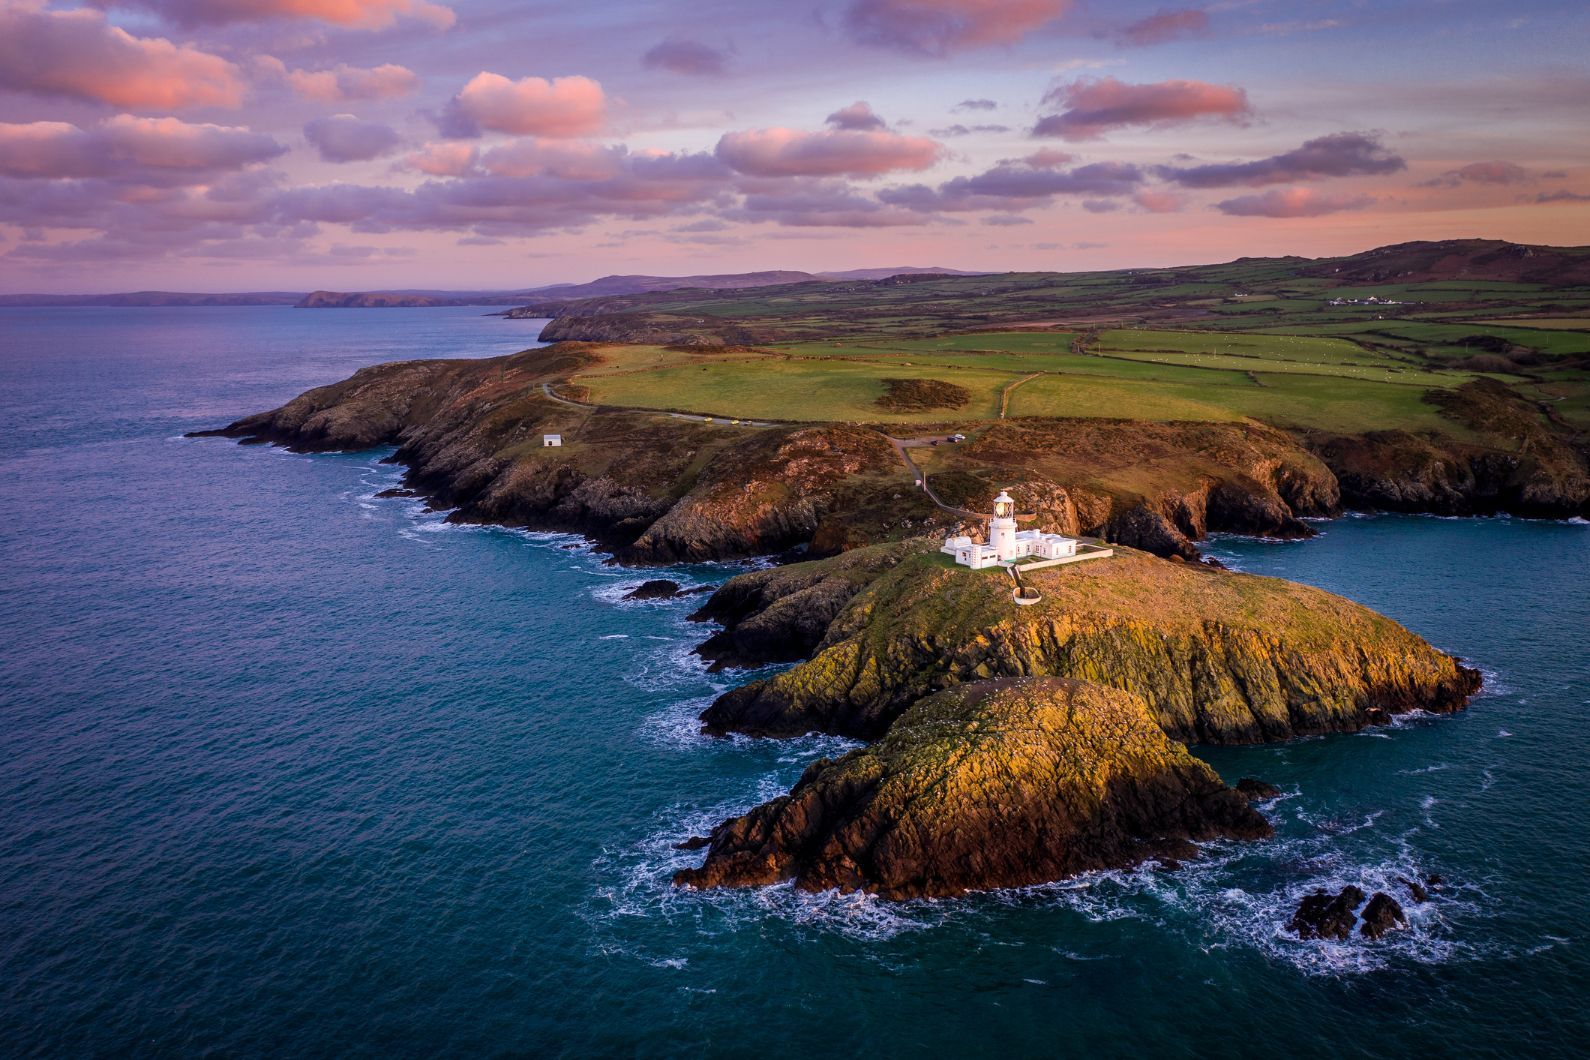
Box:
[1,0,1587,293]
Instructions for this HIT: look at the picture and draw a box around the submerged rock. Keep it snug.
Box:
[1287,885,1366,941]
[623,579,683,601]
[1399,875,1431,903]
[1236,778,1283,802]
[700,543,1482,744]
[675,678,1271,901]
[1360,892,1409,939]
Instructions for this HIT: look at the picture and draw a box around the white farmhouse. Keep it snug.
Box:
[941,490,1079,569]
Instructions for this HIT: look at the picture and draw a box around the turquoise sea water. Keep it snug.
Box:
[1,306,1587,1057]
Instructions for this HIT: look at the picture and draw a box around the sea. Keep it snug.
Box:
[1,305,1587,1057]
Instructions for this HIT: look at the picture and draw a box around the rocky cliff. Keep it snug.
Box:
[930,418,1341,560]
[699,543,1480,743]
[676,677,1272,899]
[1306,380,1590,519]
[192,344,938,562]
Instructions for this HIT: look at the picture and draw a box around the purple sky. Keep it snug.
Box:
[1,0,1587,292]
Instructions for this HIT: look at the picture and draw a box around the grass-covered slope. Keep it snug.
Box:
[700,542,1481,744]
[677,677,1272,900]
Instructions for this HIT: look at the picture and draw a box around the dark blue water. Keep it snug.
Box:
[2,307,1587,1057]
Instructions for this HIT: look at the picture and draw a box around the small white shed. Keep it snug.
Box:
[543,434,563,447]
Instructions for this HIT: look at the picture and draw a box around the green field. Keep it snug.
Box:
[573,324,1478,434]
[547,241,1590,441]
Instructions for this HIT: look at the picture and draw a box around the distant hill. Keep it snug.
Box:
[1299,239,1590,286]
[0,291,303,307]
[816,267,984,281]
[0,269,982,308]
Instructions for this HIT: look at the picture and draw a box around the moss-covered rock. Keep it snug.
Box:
[700,542,1480,743]
[676,677,1271,900]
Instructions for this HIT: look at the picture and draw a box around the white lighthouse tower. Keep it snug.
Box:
[989,489,1018,561]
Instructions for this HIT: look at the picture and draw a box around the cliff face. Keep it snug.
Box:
[676,677,1272,900]
[691,542,918,669]
[193,344,940,562]
[1307,381,1590,519]
[929,419,1341,561]
[699,544,1481,743]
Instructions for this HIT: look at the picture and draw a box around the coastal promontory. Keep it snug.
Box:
[698,541,1481,744]
[676,677,1272,900]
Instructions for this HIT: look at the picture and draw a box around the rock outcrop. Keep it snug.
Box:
[699,542,1481,743]
[675,678,1272,900]
[1359,892,1409,939]
[690,542,917,669]
[1288,886,1366,941]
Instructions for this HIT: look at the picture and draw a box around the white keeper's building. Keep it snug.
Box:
[942,490,1079,569]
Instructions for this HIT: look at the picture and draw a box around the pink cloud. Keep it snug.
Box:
[1133,188,1187,213]
[103,0,455,29]
[715,128,942,178]
[1214,187,1374,217]
[843,0,1070,55]
[286,63,419,102]
[1034,77,1251,140]
[0,116,284,181]
[404,142,479,177]
[439,73,606,139]
[1115,9,1209,47]
[0,3,244,109]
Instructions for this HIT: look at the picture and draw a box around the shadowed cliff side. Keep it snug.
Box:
[676,677,1272,900]
[699,543,1481,743]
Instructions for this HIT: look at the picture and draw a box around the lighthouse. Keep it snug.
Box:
[941,486,1090,570]
[989,490,1018,561]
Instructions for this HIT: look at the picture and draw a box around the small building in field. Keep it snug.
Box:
[941,489,1080,569]
[543,434,563,447]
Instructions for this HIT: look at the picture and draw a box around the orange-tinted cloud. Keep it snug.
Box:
[106,0,455,30]
[716,128,942,177]
[1034,77,1250,140]
[404,141,479,177]
[439,73,606,138]
[286,63,419,102]
[1214,187,1374,217]
[0,3,244,109]
[844,0,1070,55]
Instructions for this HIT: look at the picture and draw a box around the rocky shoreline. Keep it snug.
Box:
[189,346,1589,574]
[672,541,1480,901]
[191,346,1497,911]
